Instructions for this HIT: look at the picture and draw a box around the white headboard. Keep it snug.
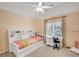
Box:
[8,29,35,42]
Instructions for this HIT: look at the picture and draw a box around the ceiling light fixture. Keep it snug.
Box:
[32,2,53,14]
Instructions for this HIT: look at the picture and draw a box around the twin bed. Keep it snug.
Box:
[8,30,44,57]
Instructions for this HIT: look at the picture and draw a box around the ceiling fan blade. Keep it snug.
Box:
[32,5,38,8]
[41,6,52,9]
[39,2,42,6]
[33,8,40,13]
[38,8,45,13]
[33,8,45,14]
[32,9,37,13]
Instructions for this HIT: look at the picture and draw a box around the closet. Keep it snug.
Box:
[45,17,63,47]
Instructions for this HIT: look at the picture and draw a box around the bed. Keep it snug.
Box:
[70,41,79,55]
[8,30,43,57]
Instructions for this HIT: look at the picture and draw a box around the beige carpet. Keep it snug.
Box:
[26,45,79,57]
[0,45,79,57]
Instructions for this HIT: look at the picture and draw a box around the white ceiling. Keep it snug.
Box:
[0,2,79,19]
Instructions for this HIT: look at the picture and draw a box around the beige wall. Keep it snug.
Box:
[32,20,45,34]
[0,10,36,54]
[64,12,79,47]
[0,9,79,54]
[0,10,45,54]
[44,11,79,48]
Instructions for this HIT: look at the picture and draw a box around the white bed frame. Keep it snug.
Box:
[8,30,43,57]
[70,47,79,54]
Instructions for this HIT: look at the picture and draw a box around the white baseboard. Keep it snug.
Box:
[0,49,8,54]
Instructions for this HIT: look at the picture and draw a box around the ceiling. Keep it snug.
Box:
[0,2,79,19]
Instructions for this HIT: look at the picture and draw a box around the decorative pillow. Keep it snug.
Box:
[31,36,37,38]
[37,35,43,38]
[75,41,79,48]
[36,36,42,41]
[29,37,37,44]
[77,41,79,48]
[21,39,30,47]
[14,40,24,49]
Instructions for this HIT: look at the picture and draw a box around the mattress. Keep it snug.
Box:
[14,36,42,49]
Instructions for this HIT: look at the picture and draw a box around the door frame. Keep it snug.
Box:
[44,16,66,47]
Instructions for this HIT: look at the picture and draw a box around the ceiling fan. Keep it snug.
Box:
[32,2,53,14]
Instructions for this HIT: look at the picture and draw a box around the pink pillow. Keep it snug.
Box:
[29,38,37,44]
[31,36,37,38]
[14,40,24,49]
[75,41,79,48]
[36,36,42,41]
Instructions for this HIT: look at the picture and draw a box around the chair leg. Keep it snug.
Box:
[53,43,61,51]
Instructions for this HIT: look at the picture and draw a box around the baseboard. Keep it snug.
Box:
[46,45,52,47]
[66,47,71,48]
[0,49,8,54]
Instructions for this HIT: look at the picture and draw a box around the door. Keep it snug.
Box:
[53,20,63,47]
[46,18,63,47]
[46,21,53,46]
